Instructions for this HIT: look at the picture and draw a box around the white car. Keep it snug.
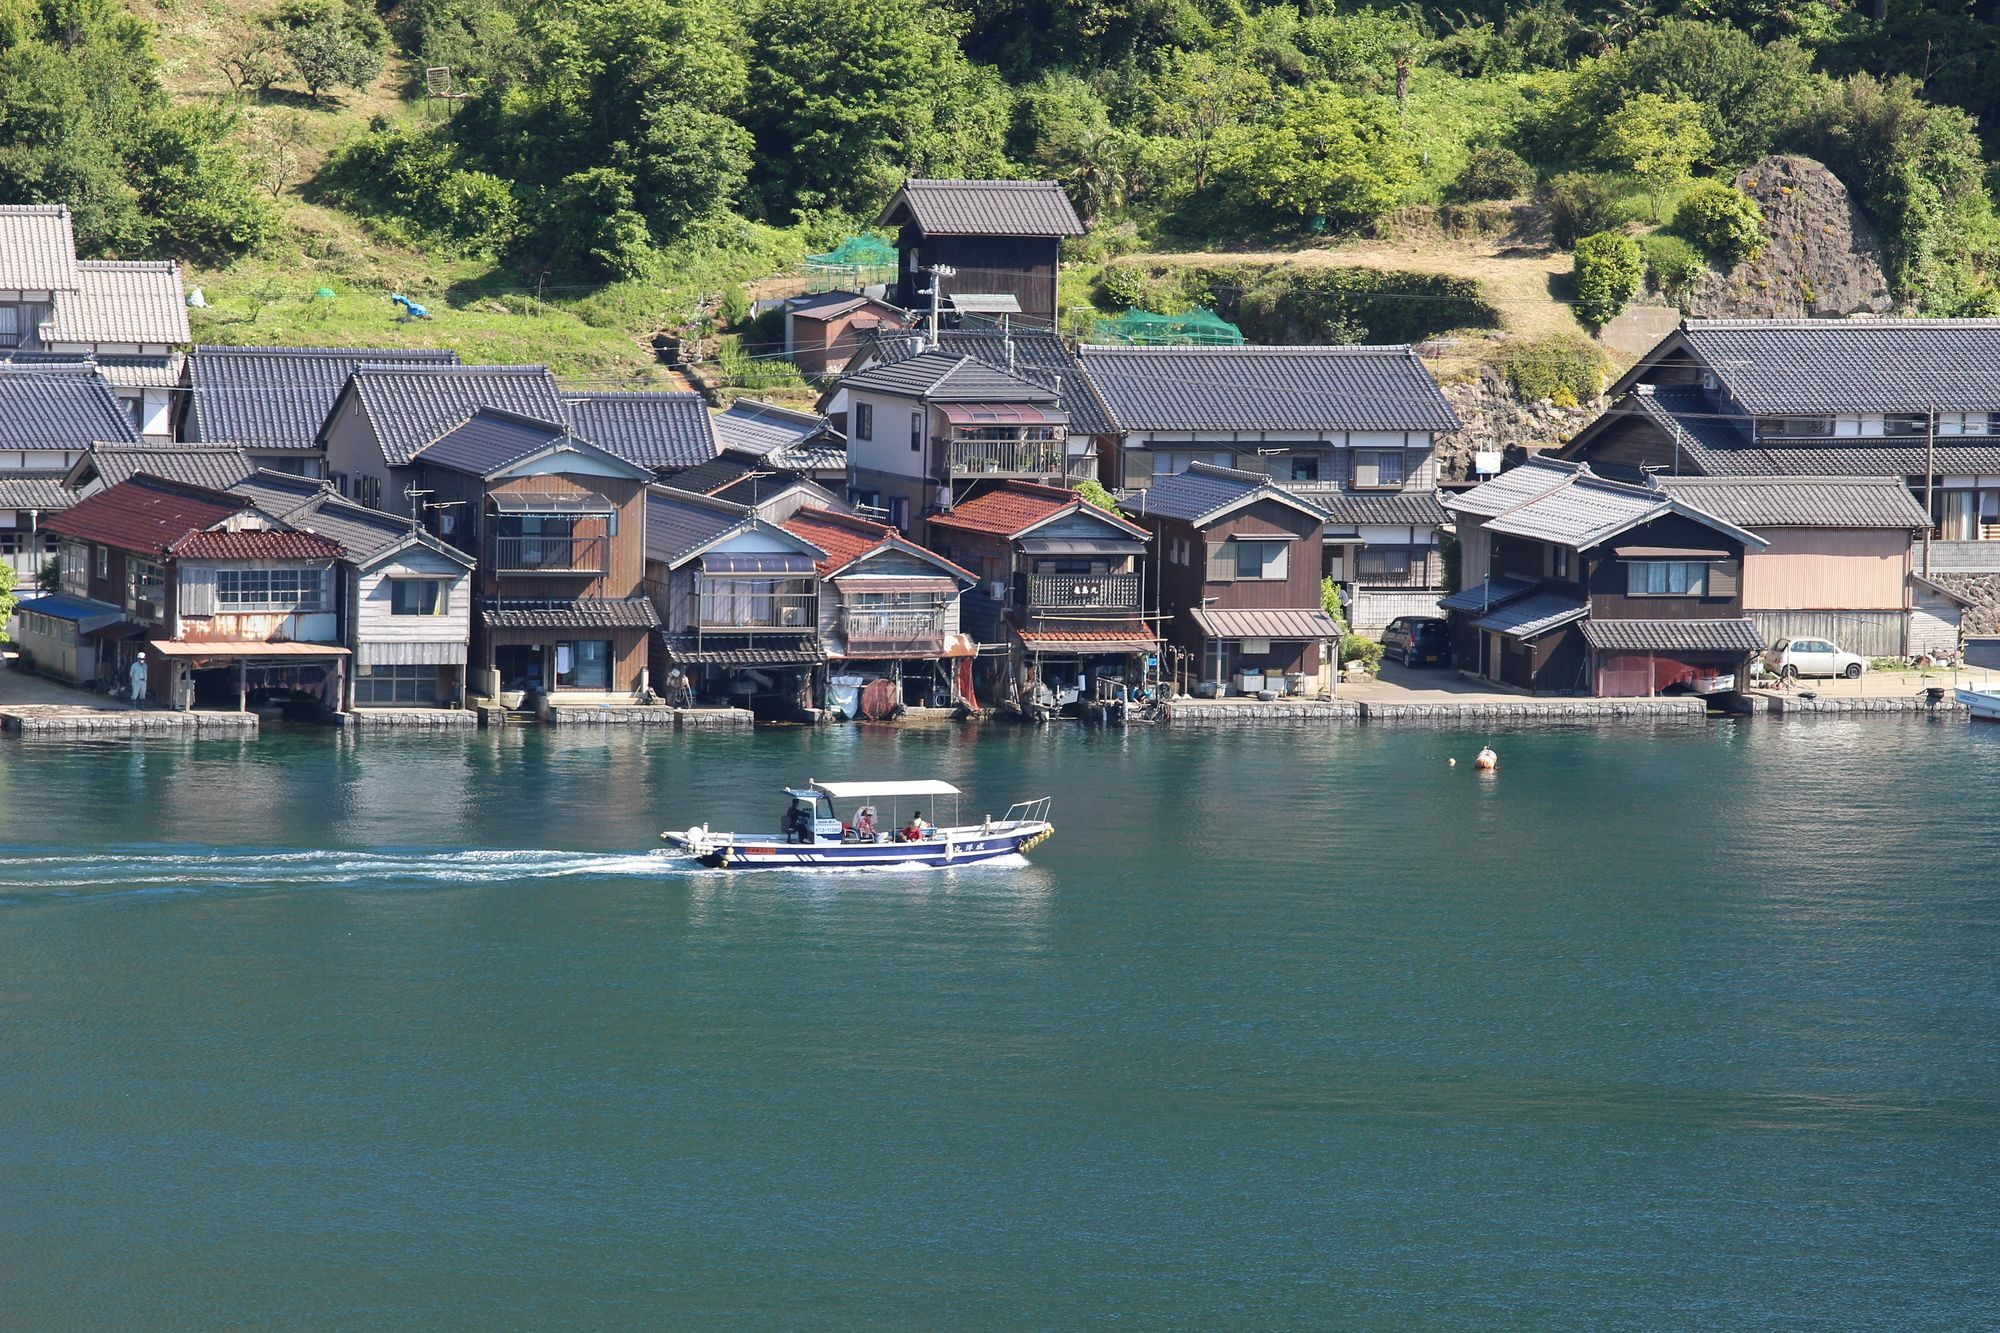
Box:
[1765,637,1865,680]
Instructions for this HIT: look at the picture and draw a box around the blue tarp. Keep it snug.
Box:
[14,594,122,623]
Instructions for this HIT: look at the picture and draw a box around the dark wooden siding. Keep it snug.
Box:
[1584,513,1747,620]
[896,229,1062,327]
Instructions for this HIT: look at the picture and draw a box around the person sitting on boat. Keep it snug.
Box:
[904,811,932,842]
[854,807,876,842]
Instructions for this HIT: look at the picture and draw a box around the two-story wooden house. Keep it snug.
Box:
[1122,464,1343,696]
[838,350,1073,531]
[1077,344,1459,634]
[1441,458,1768,696]
[40,475,350,710]
[878,179,1085,330]
[1557,319,2000,605]
[400,408,659,704]
[924,480,1156,707]
[780,505,978,712]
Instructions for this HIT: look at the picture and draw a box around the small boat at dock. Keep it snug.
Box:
[661,779,1054,870]
[1955,686,2000,720]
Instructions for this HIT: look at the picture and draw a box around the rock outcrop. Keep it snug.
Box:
[1432,364,1601,482]
[1687,155,1893,319]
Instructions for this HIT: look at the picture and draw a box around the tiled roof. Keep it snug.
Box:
[645,488,752,565]
[45,262,190,344]
[70,445,254,493]
[780,507,892,572]
[186,345,460,450]
[865,329,1114,435]
[1437,575,1539,613]
[1485,474,1670,546]
[841,351,1060,403]
[1469,591,1589,640]
[1139,462,1332,528]
[345,364,566,466]
[1653,475,1930,529]
[565,392,717,471]
[711,399,829,456]
[659,633,823,665]
[225,470,449,566]
[219,468,329,518]
[1445,457,1583,517]
[412,407,571,475]
[1016,625,1158,649]
[929,480,1149,539]
[767,439,847,473]
[1681,318,2000,415]
[1581,618,1767,653]
[43,476,244,555]
[1077,344,1461,433]
[0,364,139,450]
[879,179,1085,237]
[482,597,661,629]
[788,291,909,320]
[0,204,80,291]
[94,352,185,389]
[1620,388,2000,477]
[1310,488,1450,527]
[169,529,343,560]
[0,472,73,511]
[667,452,764,496]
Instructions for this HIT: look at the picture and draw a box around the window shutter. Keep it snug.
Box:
[179,564,215,616]
[1207,540,1235,582]
[1708,560,1739,598]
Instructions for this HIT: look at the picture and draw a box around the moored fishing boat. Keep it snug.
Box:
[661,779,1054,870]
[1955,686,2000,720]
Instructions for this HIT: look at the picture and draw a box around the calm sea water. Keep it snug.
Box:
[1,719,1996,1326]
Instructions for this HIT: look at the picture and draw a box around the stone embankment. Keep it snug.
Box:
[542,705,753,729]
[338,709,477,731]
[1,709,258,737]
[1162,700,1360,724]
[1745,691,1965,716]
[1355,697,1706,722]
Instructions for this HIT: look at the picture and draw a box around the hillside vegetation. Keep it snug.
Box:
[3,0,2000,375]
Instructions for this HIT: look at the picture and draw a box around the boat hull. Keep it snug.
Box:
[669,823,1054,871]
[1956,688,2000,720]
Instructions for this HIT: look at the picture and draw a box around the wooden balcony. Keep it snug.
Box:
[841,608,946,655]
[492,535,607,575]
[1026,573,1140,611]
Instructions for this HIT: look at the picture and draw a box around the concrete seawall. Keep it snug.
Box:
[2,710,259,737]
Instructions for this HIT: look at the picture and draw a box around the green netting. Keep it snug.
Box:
[804,236,898,293]
[1090,307,1245,347]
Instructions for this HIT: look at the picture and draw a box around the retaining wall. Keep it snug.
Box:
[2,710,259,737]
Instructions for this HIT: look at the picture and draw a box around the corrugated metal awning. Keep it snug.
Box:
[700,552,817,575]
[148,639,351,657]
[1189,608,1343,640]
[938,402,1068,426]
[949,293,1022,314]
[1016,537,1147,556]
[492,492,614,514]
[832,576,960,594]
[1612,545,1732,560]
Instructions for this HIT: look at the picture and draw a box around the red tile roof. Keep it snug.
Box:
[43,475,245,556]
[168,529,343,560]
[1018,625,1159,649]
[781,506,978,582]
[925,481,1081,537]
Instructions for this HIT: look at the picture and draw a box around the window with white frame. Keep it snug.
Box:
[390,578,450,616]
[355,664,439,706]
[1233,539,1289,580]
[1626,560,1707,596]
[95,545,108,579]
[125,559,165,617]
[216,567,327,610]
[1351,450,1406,488]
[61,542,89,595]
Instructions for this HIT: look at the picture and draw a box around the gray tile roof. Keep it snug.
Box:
[1469,590,1589,639]
[187,345,461,450]
[412,408,572,476]
[1653,475,1930,529]
[1310,488,1450,527]
[645,488,752,565]
[1580,618,1766,653]
[1444,456,1586,517]
[345,364,566,466]
[71,445,253,493]
[94,353,185,389]
[1077,344,1461,433]
[659,633,825,665]
[1438,575,1539,613]
[225,469,447,564]
[482,597,661,629]
[711,399,827,456]
[0,365,139,450]
[1624,388,2000,477]
[872,328,1114,434]
[1681,318,2000,415]
[840,350,1060,403]
[45,262,190,345]
[1126,462,1327,526]
[0,472,74,511]
[768,439,847,473]
[0,205,79,291]
[1484,474,1672,546]
[666,452,766,497]
[879,179,1085,237]
[565,392,716,471]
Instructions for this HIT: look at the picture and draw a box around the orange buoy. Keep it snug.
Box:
[1474,747,1498,771]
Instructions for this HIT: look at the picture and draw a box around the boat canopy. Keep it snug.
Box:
[811,779,961,799]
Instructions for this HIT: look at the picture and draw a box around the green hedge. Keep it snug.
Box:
[1091,260,1499,344]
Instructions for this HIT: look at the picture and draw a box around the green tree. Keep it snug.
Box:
[1607,93,1711,221]
[131,105,276,259]
[1143,49,1272,196]
[0,560,14,644]
[1235,89,1416,231]
[274,0,386,102]
[1572,229,1642,328]
[1671,180,1766,265]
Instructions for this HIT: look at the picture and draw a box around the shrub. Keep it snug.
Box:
[1453,147,1535,202]
[1572,230,1642,328]
[1502,333,1609,403]
[1671,180,1767,265]
[1340,633,1383,672]
[270,0,387,101]
[1071,479,1119,512]
[1544,172,1621,249]
[1638,232,1706,300]
[320,128,518,255]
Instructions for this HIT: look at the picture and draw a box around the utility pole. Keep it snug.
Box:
[918,263,957,347]
[1925,404,1936,578]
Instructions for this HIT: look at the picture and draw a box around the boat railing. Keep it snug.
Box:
[998,796,1052,827]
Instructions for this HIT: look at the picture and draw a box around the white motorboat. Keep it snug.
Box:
[1955,686,2000,720]
[661,778,1054,870]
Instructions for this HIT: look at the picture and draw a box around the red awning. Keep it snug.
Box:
[938,402,1068,426]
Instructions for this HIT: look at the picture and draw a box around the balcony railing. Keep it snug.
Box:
[1351,564,1439,589]
[492,535,607,574]
[1027,573,1140,611]
[944,438,1066,477]
[842,608,946,653]
[696,582,818,632]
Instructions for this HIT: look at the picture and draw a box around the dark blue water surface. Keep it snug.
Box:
[1,719,1996,1326]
